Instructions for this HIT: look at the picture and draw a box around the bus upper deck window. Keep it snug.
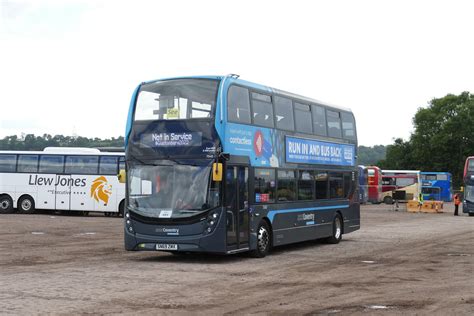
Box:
[228,86,251,124]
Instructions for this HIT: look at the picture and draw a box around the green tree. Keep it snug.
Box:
[381,92,474,187]
[358,145,387,165]
[0,135,125,151]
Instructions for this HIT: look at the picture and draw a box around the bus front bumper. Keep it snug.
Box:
[124,217,228,254]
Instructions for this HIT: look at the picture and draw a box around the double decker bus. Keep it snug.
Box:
[420,172,452,202]
[0,148,125,216]
[381,170,421,204]
[358,165,368,204]
[366,166,382,203]
[123,75,360,257]
[463,156,474,216]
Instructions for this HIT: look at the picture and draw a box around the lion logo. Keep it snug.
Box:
[90,176,112,204]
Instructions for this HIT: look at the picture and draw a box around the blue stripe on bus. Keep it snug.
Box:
[267,205,349,223]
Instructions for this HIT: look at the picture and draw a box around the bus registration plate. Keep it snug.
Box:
[156,244,178,251]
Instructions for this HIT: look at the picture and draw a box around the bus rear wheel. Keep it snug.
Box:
[326,214,343,244]
[383,196,393,205]
[0,195,14,214]
[18,196,35,214]
[249,220,271,258]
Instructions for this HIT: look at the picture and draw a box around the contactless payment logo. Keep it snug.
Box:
[254,130,263,157]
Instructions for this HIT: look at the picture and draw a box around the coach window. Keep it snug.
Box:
[311,105,327,136]
[327,110,342,138]
[100,156,119,175]
[39,155,64,174]
[254,168,275,203]
[315,172,328,199]
[251,92,274,128]
[119,157,125,170]
[298,170,314,200]
[341,112,356,140]
[228,86,251,124]
[277,170,296,202]
[65,156,99,174]
[294,102,313,134]
[329,172,344,198]
[18,155,39,173]
[343,172,352,198]
[274,96,295,131]
[0,154,16,172]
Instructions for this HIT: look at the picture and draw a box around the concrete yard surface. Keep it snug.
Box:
[0,204,473,315]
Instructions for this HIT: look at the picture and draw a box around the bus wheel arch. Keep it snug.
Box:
[118,199,125,217]
[250,218,272,258]
[18,194,35,214]
[0,194,14,214]
[336,210,345,234]
[326,212,343,244]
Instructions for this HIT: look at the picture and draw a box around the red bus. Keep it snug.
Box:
[464,156,474,181]
[367,166,382,203]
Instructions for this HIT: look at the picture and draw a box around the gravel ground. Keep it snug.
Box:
[0,203,473,315]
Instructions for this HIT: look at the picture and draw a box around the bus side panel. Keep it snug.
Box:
[2,174,38,209]
[264,204,334,247]
[342,203,360,234]
[36,174,56,210]
[70,175,95,212]
[55,175,71,210]
[1,175,20,208]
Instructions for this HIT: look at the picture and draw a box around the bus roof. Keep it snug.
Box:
[382,170,420,174]
[44,147,101,153]
[0,149,124,156]
[142,75,352,113]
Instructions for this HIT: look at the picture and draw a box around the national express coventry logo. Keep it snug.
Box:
[90,176,112,204]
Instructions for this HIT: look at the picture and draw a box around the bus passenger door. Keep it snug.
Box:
[225,166,249,251]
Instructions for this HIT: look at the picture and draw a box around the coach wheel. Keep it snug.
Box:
[469,213,474,217]
[0,195,14,214]
[250,221,271,258]
[326,214,343,244]
[18,196,35,214]
[383,196,393,205]
[82,211,89,216]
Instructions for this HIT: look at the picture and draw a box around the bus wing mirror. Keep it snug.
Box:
[118,169,126,183]
[212,163,223,182]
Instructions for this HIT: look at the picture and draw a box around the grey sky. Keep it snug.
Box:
[1,0,473,146]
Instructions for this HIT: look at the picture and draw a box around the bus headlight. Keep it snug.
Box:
[125,212,134,233]
[204,211,219,234]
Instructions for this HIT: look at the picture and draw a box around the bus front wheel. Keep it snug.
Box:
[0,195,14,214]
[250,220,271,258]
[18,196,35,214]
[326,214,343,244]
[383,196,393,205]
